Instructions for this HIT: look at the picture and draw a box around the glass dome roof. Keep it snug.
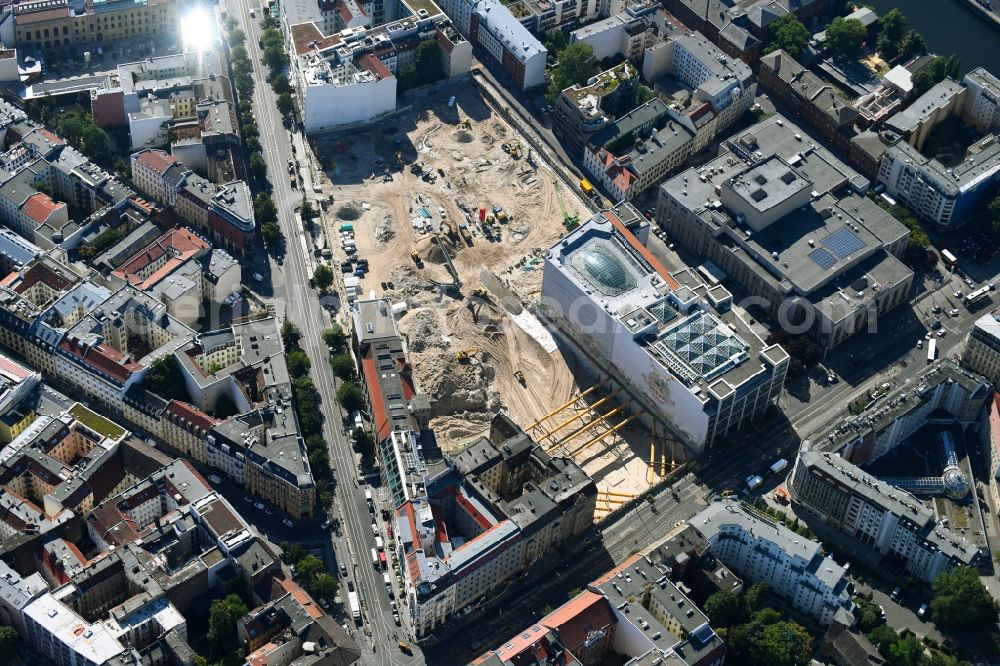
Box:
[572,245,636,296]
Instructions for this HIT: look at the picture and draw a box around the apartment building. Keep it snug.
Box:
[539,207,788,454]
[963,309,1000,384]
[758,49,861,154]
[473,523,735,665]
[878,69,1000,230]
[552,62,639,158]
[806,360,991,465]
[287,0,471,132]
[790,444,982,582]
[13,0,179,52]
[581,28,755,201]
[657,114,913,351]
[693,499,856,627]
[130,149,255,256]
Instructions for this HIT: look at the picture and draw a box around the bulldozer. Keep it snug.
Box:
[410,249,423,267]
[455,348,480,363]
[514,370,526,386]
[472,288,490,301]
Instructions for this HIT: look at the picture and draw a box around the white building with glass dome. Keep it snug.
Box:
[539,206,789,454]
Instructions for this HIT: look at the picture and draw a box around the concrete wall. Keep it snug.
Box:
[302,74,397,133]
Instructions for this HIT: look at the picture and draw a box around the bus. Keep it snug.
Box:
[927,338,937,364]
[964,285,990,308]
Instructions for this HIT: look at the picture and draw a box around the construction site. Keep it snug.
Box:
[311,84,686,507]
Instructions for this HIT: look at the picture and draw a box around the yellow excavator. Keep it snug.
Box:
[455,348,480,362]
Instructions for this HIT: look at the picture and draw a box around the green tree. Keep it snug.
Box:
[898,29,927,63]
[280,541,308,564]
[876,8,906,60]
[300,199,314,220]
[254,192,277,225]
[742,581,770,613]
[296,554,324,582]
[704,590,744,627]
[207,594,248,651]
[859,601,883,632]
[931,566,999,627]
[0,626,21,652]
[913,55,962,96]
[308,447,329,471]
[867,624,899,651]
[261,222,283,247]
[825,17,866,61]
[249,153,267,182]
[545,28,568,53]
[323,325,348,353]
[310,572,339,600]
[313,264,334,290]
[767,14,809,57]
[276,92,295,118]
[754,607,782,626]
[272,74,292,95]
[547,42,597,101]
[635,84,656,106]
[888,633,925,666]
[330,354,356,380]
[336,382,365,413]
[282,320,301,349]
[753,621,813,666]
[144,356,189,401]
[352,426,373,451]
[287,349,312,378]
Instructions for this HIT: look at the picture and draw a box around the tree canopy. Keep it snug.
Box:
[144,356,190,402]
[767,14,809,57]
[330,354,356,380]
[547,43,598,101]
[313,264,334,291]
[876,8,906,60]
[207,594,248,652]
[336,382,365,413]
[913,55,962,96]
[898,30,927,63]
[825,17,866,61]
[930,566,999,627]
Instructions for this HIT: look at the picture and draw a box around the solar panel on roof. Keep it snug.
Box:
[809,248,836,270]
[820,227,866,259]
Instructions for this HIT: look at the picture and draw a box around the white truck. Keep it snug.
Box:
[769,458,788,476]
[746,475,764,492]
[371,547,379,568]
[384,572,394,599]
[348,591,361,623]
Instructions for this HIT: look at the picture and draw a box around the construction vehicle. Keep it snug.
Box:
[459,224,473,245]
[472,288,490,300]
[455,348,479,362]
[555,181,579,229]
[514,370,526,386]
[492,206,509,223]
[410,249,423,267]
[437,167,445,177]
[501,143,510,154]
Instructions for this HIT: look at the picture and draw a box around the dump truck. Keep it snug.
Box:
[459,224,473,244]
[580,179,594,196]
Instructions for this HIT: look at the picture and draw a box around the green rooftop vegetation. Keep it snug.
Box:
[69,403,127,440]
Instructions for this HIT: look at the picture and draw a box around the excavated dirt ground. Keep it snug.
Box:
[312,84,670,501]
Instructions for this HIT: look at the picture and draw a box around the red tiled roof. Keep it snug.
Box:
[454,488,491,531]
[59,338,141,384]
[15,262,73,292]
[135,149,178,176]
[276,577,324,619]
[21,192,63,225]
[165,401,218,434]
[362,351,391,441]
[358,54,391,80]
[541,590,616,652]
[36,128,64,146]
[604,210,681,290]
[112,227,210,290]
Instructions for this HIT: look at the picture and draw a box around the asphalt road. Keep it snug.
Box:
[224,1,417,663]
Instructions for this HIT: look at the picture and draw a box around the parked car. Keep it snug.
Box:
[890,586,901,601]
[264,508,273,516]
[966,278,976,288]
[253,272,264,281]
[917,603,929,619]
[340,563,348,576]
[283,518,294,528]
[255,501,265,510]
[948,308,959,317]
[243,496,253,504]
[371,522,379,535]
[208,474,222,484]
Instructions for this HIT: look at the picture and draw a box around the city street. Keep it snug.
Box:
[224,0,418,663]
